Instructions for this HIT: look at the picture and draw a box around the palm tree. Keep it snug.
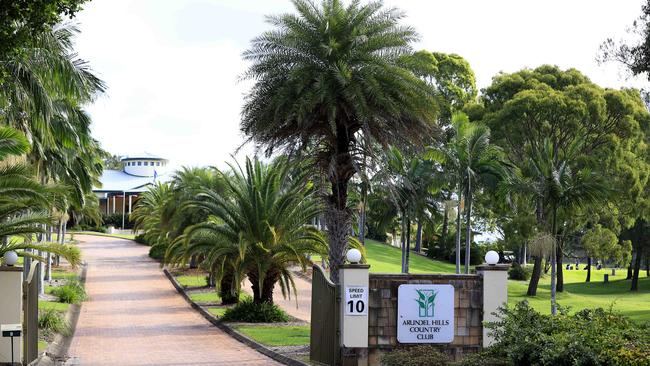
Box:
[168,157,331,304]
[508,139,608,314]
[0,126,81,267]
[442,113,505,273]
[241,0,438,282]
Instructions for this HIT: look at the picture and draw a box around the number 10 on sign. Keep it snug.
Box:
[345,286,368,316]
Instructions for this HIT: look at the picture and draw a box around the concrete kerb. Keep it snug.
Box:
[33,262,88,366]
[162,268,310,366]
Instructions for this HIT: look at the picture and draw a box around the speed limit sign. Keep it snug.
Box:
[344,285,368,315]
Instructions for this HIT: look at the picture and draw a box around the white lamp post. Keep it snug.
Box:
[346,248,362,264]
[3,251,18,266]
[485,250,499,265]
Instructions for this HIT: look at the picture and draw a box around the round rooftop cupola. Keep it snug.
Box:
[122,153,168,177]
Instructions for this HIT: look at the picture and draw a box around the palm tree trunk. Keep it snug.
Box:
[464,178,472,274]
[586,257,592,282]
[631,245,643,291]
[219,270,238,305]
[414,219,422,253]
[527,256,543,296]
[405,217,411,273]
[442,200,449,241]
[358,184,367,245]
[325,167,353,283]
[550,205,557,315]
[556,240,564,292]
[401,212,407,273]
[455,190,462,274]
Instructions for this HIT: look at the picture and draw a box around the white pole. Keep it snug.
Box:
[128,195,132,214]
[106,196,109,214]
[112,196,116,214]
[122,192,126,229]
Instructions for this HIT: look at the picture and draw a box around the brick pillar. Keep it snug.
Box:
[476,264,509,347]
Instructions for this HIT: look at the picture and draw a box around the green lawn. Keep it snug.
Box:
[233,325,310,346]
[509,268,650,322]
[207,307,228,317]
[39,300,70,312]
[70,231,136,240]
[363,239,457,273]
[175,274,207,288]
[189,291,221,303]
[357,239,650,322]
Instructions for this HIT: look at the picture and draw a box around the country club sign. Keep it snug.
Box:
[397,284,454,343]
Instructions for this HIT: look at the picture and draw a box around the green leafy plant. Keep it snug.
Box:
[508,262,529,281]
[381,346,451,366]
[415,289,437,317]
[221,298,289,323]
[51,280,86,304]
[38,309,70,337]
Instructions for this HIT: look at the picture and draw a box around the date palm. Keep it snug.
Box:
[241,0,438,282]
[168,157,331,304]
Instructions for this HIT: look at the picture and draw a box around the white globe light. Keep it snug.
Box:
[346,248,362,264]
[3,251,18,266]
[485,250,499,265]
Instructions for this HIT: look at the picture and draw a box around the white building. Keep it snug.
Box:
[93,153,171,226]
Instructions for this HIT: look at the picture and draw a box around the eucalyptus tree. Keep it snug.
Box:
[480,65,650,293]
[241,0,438,282]
[167,157,333,304]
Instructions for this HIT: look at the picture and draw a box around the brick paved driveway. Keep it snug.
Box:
[66,235,280,366]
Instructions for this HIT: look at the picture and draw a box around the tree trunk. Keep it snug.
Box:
[626,258,633,280]
[414,219,422,253]
[527,256,543,296]
[586,257,592,282]
[550,206,557,315]
[441,200,449,241]
[405,217,411,273]
[464,179,472,274]
[401,212,407,273]
[249,269,279,304]
[556,240,564,292]
[455,190,462,274]
[219,270,238,305]
[631,245,643,291]
[523,242,527,265]
[358,184,367,245]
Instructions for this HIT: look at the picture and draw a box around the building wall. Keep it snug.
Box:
[123,159,166,177]
[367,273,483,364]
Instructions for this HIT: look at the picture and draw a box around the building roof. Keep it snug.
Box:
[121,152,167,161]
[93,169,171,193]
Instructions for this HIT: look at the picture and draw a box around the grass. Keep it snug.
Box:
[38,340,48,352]
[233,325,310,346]
[70,231,136,240]
[509,268,650,322]
[176,274,207,288]
[207,307,228,317]
[189,291,221,303]
[352,239,650,322]
[39,300,70,312]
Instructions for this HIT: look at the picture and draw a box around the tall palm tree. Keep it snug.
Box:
[443,113,505,273]
[168,157,331,304]
[241,0,438,282]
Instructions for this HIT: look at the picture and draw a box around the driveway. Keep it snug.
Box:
[65,235,280,366]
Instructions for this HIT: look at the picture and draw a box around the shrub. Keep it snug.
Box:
[38,309,70,336]
[381,346,451,366]
[451,351,509,366]
[134,234,148,245]
[52,280,86,304]
[221,298,289,323]
[487,301,650,366]
[508,262,528,281]
[148,244,165,260]
[101,213,134,229]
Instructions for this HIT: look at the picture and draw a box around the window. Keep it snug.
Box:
[137,161,142,166]
[156,162,160,166]
[145,162,149,166]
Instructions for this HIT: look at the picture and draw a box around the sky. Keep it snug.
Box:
[74,0,648,171]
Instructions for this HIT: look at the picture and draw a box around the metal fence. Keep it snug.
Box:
[23,262,39,365]
[310,265,340,366]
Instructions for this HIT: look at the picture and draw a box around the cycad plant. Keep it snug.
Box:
[241,0,438,282]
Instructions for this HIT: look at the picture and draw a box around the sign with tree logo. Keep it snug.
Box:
[397,284,454,343]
